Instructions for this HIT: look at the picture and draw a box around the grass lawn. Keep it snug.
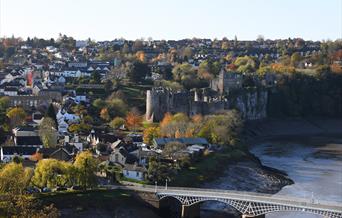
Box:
[171,147,247,187]
[120,84,153,111]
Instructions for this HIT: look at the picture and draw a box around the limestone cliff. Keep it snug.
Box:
[229,90,268,120]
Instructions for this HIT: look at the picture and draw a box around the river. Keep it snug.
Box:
[250,137,342,218]
[202,136,342,218]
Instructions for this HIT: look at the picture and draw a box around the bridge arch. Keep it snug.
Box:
[157,194,341,218]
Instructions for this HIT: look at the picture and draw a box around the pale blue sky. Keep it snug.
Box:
[1,0,341,41]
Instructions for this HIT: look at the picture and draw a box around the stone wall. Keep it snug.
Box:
[146,87,268,122]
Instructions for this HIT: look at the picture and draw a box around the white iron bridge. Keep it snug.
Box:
[113,185,342,218]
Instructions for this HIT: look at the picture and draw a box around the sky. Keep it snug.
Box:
[0,0,341,41]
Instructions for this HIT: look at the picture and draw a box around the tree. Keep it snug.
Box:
[38,117,57,148]
[136,51,146,62]
[107,98,128,118]
[143,127,160,145]
[73,151,98,190]
[198,111,243,146]
[68,123,91,134]
[45,104,57,127]
[126,108,142,132]
[30,152,43,162]
[104,79,114,95]
[147,157,174,183]
[0,96,10,110]
[172,63,204,89]
[160,113,173,129]
[0,97,10,130]
[221,41,230,50]
[100,108,110,121]
[234,56,257,73]
[32,159,74,188]
[110,117,126,129]
[92,98,107,111]
[159,113,189,138]
[6,107,26,128]
[172,113,189,122]
[127,61,150,83]
[290,52,301,67]
[182,47,193,60]
[163,141,186,159]
[0,163,33,195]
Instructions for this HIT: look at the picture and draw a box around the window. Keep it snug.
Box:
[136,172,140,177]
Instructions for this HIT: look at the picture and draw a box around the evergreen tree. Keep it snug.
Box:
[46,104,57,127]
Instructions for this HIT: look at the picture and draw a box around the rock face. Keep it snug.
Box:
[146,87,268,121]
[230,90,268,120]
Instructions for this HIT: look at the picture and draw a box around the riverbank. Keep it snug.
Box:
[199,118,342,217]
[38,190,161,218]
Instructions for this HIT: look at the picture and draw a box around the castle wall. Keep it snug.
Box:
[146,88,268,122]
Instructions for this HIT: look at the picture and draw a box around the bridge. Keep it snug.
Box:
[104,184,342,218]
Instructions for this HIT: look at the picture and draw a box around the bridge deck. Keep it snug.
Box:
[112,185,342,213]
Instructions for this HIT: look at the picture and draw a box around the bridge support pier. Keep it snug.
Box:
[181,204,200,218]
[241,215,265,218]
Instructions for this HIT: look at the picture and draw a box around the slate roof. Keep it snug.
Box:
[118,147,137,164]
[153,137,209,147]
[16,136,43,146]
[1,146,37,155]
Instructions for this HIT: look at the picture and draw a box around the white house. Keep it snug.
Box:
[0,146,37,163]
[56,109,80,124]
[123,164,147,181]
[4,87,18,96]
[58,119,69,133]
[46,46,58,53]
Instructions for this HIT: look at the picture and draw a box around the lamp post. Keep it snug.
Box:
[165,179,168,190]
[155,181,157,193]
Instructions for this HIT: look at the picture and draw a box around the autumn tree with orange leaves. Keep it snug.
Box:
[160,113,173,128]
[126,108,142,132]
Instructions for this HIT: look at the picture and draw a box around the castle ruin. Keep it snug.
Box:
[146,87,268,122]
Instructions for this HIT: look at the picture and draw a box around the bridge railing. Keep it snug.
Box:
[132,184,342,208]
[104,183,342,209]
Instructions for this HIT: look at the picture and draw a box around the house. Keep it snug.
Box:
[153,137,209,149]
[109,147,137,166]
[87,130,118,146]
[38,146,78,161]
[123,164,147,181]
[15,136,43,147]
[32,112,44,125]
[13,126,38,137]
[56,109,80,124]
[58,119,69,133]
[4,87,18,96]
[130,147,160,166]
[0,146,37,162]
[126,133,143,145]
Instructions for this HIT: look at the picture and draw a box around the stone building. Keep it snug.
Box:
[210,70,243,94]
[146,87,268,122]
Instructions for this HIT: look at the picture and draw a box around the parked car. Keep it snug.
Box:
[25,187,40,194]
[55,186,67,191]
[71,185,83,191]
[41,187,51,193]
